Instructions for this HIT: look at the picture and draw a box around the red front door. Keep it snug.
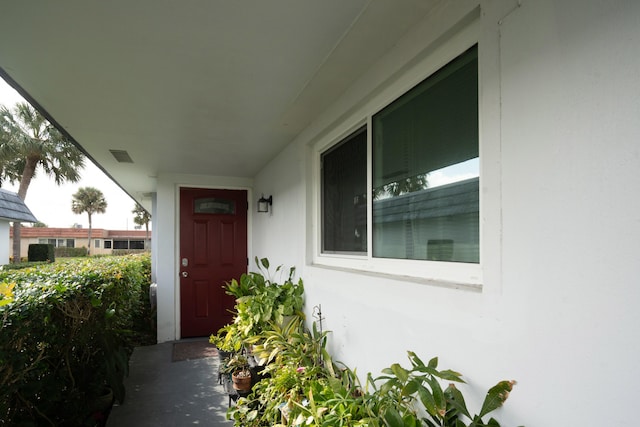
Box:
[179,187,247,338]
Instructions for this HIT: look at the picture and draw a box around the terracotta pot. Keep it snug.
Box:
[232,371,252,391]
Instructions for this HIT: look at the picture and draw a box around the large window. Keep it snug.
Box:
[129,240,145,250]
[320,45,478,265]
[372,45,478,263]
[112,239,145,250]
[113,240,129,249]
[38,238,75,248]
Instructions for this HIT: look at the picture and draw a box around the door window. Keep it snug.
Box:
[194,198,236,214]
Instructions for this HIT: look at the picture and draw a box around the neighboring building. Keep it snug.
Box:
[9,227,150,258]
[0,189,38,263]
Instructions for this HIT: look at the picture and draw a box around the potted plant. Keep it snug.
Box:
[221,354,252,392]
[210,323,243,355]
[225,257,305,340]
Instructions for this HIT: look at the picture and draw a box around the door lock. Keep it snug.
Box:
[181,271,188,278]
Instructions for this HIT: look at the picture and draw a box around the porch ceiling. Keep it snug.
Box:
[0,0,434,207]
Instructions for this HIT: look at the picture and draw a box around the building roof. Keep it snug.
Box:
[10,227,148,239]
[0,189,38,223]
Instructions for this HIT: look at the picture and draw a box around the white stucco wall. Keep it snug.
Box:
[0,221,9,264]
[252,141,307,269]
[250,0,640,425]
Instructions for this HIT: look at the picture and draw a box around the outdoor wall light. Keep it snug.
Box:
[257,195,272,213]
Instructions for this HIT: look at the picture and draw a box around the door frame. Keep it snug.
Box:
[175,184,253,340]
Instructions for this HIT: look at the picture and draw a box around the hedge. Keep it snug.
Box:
[28,243,55,262]
[55,247,88,258]
[0,254,152,426]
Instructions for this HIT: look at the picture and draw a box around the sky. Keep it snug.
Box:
[0,79,143,230]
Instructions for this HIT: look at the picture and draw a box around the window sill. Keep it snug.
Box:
[311,257,483,293]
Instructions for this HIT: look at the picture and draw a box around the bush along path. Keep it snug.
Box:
[212,258,524,427]
[0,254,152,426]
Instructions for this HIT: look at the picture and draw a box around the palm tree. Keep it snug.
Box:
[71,187,107,255]
[132,203,151,249]
[0,102,85,262]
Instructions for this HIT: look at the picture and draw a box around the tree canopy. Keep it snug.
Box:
[71,187,107,255]
[0,102,85,261]
[132,203,151,250]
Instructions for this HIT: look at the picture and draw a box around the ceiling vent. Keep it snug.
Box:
[109,149,134,163]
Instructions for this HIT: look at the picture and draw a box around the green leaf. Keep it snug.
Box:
[408,351,425,368]
[260,257,269,270]
[413,365,441,377]
[382,407,405,427]
[428,357,439,369]
[90,295,101,307]
[380,380,397,395]
[468,415,484,427]
[403,413,420,427]
[402,378,419,396]
[390,363,409,382]
[437,369,466,383]
[417,384,438,418]
[479,380,515,418]
[444,383,471,419]
[425,375,446,418]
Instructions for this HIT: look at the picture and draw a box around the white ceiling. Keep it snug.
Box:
[0,0,434,206]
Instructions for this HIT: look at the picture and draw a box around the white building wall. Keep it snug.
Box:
[252,141,307,269]
[0,221,9,264]
[250,0,640,425]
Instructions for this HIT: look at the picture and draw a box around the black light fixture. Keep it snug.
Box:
[257,194,272,213]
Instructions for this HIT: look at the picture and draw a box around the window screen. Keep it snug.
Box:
[321,127,367,254]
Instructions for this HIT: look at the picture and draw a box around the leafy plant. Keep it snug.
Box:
[221,262,523,427]
[210,322,244,353]
[221,354,252,377]
[227,330,523,427]
[222,257,304,341]
[366,352,521,427]
[228,319,336,427]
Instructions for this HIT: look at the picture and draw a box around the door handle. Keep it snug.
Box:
[181,271,188,278]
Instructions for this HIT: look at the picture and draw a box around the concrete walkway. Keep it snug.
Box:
[107,341,234,427]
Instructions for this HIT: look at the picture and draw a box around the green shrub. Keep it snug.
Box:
[27,243,55,262]
[0,254,152,425]
[112,249,148,256]
[55,246,88,258]
[0,261,49,270]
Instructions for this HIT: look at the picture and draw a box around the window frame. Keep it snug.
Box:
[312,27,482,288]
